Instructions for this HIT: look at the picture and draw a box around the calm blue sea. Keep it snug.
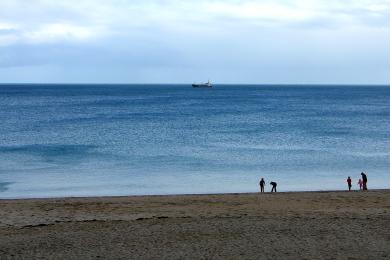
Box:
[0,84,389,198]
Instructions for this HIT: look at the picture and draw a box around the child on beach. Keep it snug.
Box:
[357,179,363,190]
[347,177,352,191]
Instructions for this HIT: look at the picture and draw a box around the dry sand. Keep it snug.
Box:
[0,190,389,259]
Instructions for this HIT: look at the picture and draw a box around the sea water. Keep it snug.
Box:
[0,84,389,198]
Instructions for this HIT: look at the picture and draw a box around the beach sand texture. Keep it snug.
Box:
[1,190,389,259]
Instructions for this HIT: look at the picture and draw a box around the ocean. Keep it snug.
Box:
[0,84,389,198]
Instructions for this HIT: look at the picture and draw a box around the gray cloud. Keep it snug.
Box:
[0,0,390,83]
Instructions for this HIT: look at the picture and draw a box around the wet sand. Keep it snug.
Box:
[1,190,389,259]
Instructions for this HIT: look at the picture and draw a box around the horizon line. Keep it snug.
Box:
[1,83,390,87]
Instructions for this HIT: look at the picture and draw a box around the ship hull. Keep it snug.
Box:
[192,84,212,88]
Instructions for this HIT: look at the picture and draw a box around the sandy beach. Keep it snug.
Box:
[0,190,389,259]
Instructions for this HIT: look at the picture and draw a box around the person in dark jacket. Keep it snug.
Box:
[270,181,277,192]
[347,176,352,191]
[361,172,368,190]
[259,178,265,193]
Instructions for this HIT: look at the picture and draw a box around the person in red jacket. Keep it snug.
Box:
[347,176,352,191]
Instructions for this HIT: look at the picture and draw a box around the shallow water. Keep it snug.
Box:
[1,84,389,198]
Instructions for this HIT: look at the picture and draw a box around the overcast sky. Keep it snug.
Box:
[1,0,390,84]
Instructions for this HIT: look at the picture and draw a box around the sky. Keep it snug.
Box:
[0,0,390,84]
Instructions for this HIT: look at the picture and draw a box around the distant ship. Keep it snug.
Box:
[192,80,212,88]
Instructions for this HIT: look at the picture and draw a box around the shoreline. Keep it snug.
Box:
[1,188,389,201]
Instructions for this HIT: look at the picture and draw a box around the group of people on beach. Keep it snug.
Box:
[347,172,368,191]
[259,172,369,193]
[258,178,277,193]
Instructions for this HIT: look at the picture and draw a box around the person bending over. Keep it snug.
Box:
[270,181,277,192]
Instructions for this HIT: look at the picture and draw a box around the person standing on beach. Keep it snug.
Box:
[357,179,363,190]
[361,172,368,190]
[347,176,352,191]
[270,181,277,192]
[259,178,265,193]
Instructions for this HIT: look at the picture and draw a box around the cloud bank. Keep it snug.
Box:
[1,0,390,83]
